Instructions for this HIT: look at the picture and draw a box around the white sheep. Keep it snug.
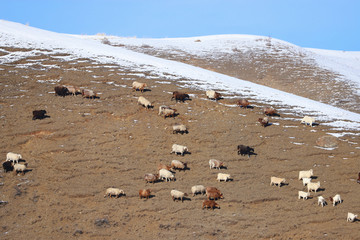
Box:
[209,159,224,170]
[301,116,316,127]
[158,105,170,115]
[104,188,125,198]
[132,81,147,92]
[159,107,177,118]
[14,163,27,175]
[217,173,231,182]
[171,144,188,156]
[302,177,312,186]
[6,152,22,164]
[347,212,357,222]
[307,181,320,192]
[298,191,310,200]
[206,90,221,100]
[318,196,326,207]
[191,185,206,196]
[172,124,187,134]
[170,189,188,202]
[330,194,342,206]
[270,176,286,187]
[299,169,313,180]
[138,96,152,109]
[159,169,175,182]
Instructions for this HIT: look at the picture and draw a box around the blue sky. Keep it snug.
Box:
[1,0,359,51]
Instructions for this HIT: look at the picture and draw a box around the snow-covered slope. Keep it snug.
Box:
[1,20,360,132]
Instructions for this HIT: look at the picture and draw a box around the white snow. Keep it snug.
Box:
[1,20,360,132]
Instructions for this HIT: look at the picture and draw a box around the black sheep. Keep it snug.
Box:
[32,110,47,120]
[2,161,14,172]
[237,145,255,157]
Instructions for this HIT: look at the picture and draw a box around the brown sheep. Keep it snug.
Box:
[54,86,69,97]
[237,99,250,108]
[357,172,360,184]
[139,189,151,199]
[144,173,158,184]
[158,163,172,171]
[206,190,224,200]
[264,107,277,116]
[171,91,191,102]
[202,200,220,210]
[258,116,269,127]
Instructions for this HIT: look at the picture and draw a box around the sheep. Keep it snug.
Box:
[202,200,220,210]
[237,145,254,157]
[258,117,269,127]
[54,86,69,97]
[357,172,360,184]
[132,81,147,92]
[217,173,231,182]
[302,177,312,186]
[158,163,172,171]
[307,181,320,192]
[270,176,286,187]
[347,212,357,222]
[104,188,125,198]
[159,107,177,118]
[170,190,188,202]
[171,144,188,156]
[32,110,47,120]
[206,187,221,195]
[206,90,221,100]
[318,196,326,207]
[158,105,170,115]
[206,190,224,200]
[13,163,27,175]
[264,107,277,116]
[137,96,152,109]
[209,159,224,170]
[144,173,158,184]
[82,89,97,99]
[172,124,187,134]
[298,191,310,200]
[191,185,206,196]
[2,161,13,172]
[63,85,81,96]
[299,169,314,180]
[329,194,342,206]
[139,189,151,199]
[171,91,190,102]
[237,99,250,108]
[301,116,316,127]
[6,152,22,164]
[170,160,188,171]
[159,169,175,182]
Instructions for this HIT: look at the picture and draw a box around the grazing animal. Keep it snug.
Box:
[202,200,220,210]
[63,85,81,95]
[206,90,221,100]
[299,169,314,180]
[6,152,22,164]
[237,99,250,108]
[206,187,221,195]
[144,173,158,184]
[302,177,312,186]
[82,89,97,99]
[170,160,187,171]
[157,163,172,171]
[258,117,269,127]
[347,212,357,222]
[264,107,277,116]
[159,107,177,118]
[217,173,231,182]
[14,163,27,175]
[54,86,69,97]
[171,144,188,156]
[171,91,190,102]
[139,189,151,199]
[209,159,224,170]
[270,176,286,187]
[329,194,342,206]
[170,190,188,202]
[2,161,14,172]
[137,96,152,109]
[191,185,206,196]
[32,110,47,120]
[158,105,170,115]
[132,81,147,92]
[301,116,316,127]
[172,124,187,134]
[357,172,360,184]
[206,190,224,200]
[318,196,326,207]
[104,188,125,198]
[159,169,175,182]
[307,181,320,192]
[237,145,254,157]
[298,191,310,200]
